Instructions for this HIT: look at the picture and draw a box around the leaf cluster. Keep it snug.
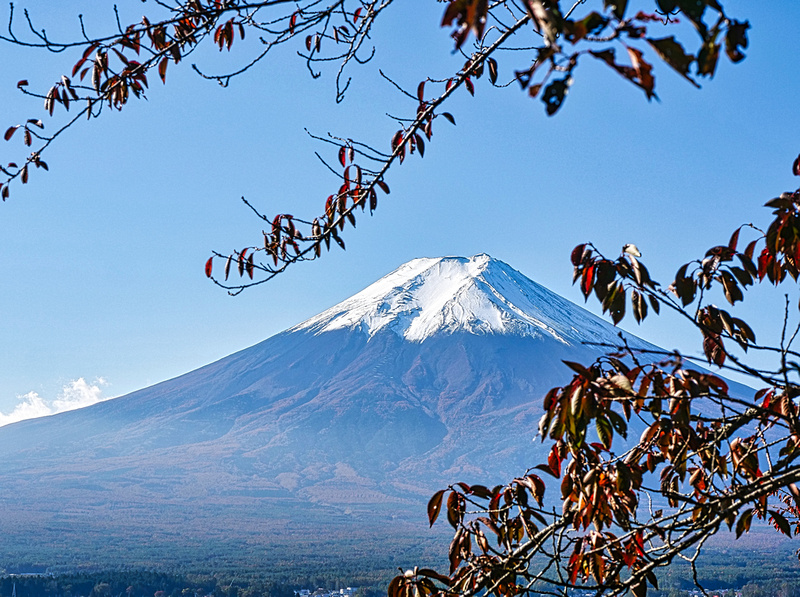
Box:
[392,157,800,597]
[1,0,748,284]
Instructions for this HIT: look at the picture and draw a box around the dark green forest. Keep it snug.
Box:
[3,532,800,597]
[0,571,384,597]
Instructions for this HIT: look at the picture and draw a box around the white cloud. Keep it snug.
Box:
[0,392,52,427]
[0,378,111,427]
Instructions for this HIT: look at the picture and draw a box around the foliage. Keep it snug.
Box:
[1,0,747,291]
[385,171,800,597]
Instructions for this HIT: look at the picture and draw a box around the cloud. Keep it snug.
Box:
[0,392,51,427]
[0,378,111,427]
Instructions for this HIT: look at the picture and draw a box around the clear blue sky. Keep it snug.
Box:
[1,1,798,421]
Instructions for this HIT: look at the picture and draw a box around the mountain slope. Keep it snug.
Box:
[0,254,704,573]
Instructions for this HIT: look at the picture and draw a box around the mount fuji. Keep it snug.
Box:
[0,255,678,573]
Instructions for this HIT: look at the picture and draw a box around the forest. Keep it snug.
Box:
[0,571,383,597]
[2,531,800,597]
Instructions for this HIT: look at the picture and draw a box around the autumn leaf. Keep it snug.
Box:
[204,257,213,278]
[427,489,445,527]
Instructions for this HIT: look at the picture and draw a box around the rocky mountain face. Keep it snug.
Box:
[0,255,666,573]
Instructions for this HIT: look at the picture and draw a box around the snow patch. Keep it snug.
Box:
[292,254,652,348]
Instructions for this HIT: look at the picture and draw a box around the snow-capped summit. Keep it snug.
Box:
[294,253,647,347]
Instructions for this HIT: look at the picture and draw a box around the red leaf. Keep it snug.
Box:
[72,57,87,77]
[4,126,19,141]
[465,76,474,96]
[703,332,726,366]
[757,249,770,281]
[446,491,463,528]
[744,239,757,261]
[338,146,347,167]
[391,130,404,152]
[441,112,456,125]
[376,180,390,194]
[728,227,740,252]
[736,508,753,538]
[646,36,698,88]
[571,244,587,266]
[769,510,792,537]
[793,154,800,176]
[563,360,591,377]
[547,445,562,478]
[417,81,425,102]
[427,489,445,527]
[226,21,235,50]
[158,57,168,84]
[204,257,213,278]
[386,577,402,597]
[533,463,558,478]
[414,134,425,158]
[82,42,101,61]
[448,528,463,573]
[580,263,595,298]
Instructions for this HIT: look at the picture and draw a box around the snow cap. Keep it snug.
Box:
[292,254,649,347]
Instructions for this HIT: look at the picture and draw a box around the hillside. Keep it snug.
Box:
[0,254,739,575]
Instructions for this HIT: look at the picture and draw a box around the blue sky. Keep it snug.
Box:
[1,1,798,422]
